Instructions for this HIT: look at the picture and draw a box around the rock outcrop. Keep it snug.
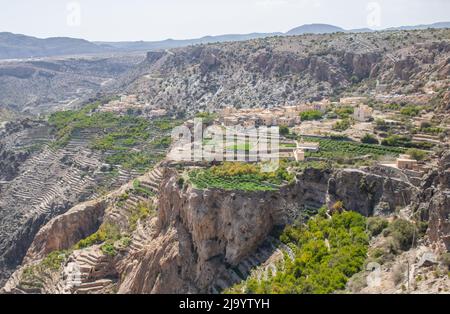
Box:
[24,200,106,262]
[413,152,450,249]
[327,168,418,216]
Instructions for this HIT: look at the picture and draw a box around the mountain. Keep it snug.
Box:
[387,21,450,31]
[286,23,344,35]
[97,33,281,52]
[0,32,110,60]
[1,22,449,60]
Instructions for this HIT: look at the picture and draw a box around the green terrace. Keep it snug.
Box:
[48,102,180,171]
[302,136,406,160]
[188,162,294,192]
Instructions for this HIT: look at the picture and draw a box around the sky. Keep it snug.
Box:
[0,0,449,42]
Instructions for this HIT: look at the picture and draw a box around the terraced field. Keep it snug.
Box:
[188,162,294,191]
[303,137,406,159]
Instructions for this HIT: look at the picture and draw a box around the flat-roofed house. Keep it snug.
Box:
[353,105,374,122]
[278,117,296,127]
[396,154,419,171]
[260,114,275,127]
[294,149,305,162]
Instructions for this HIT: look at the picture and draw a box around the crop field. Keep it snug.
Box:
[303,137,405,159]
[188,162,294,191]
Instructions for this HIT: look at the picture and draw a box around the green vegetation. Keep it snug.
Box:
[279,125,290,136]
[367,217,389,237]
[101,243,117,257]
[19,251,69,290]
[228,210,368,294]
[189,162,294,191]
[334,106,354,119]
[133,180,155,198]
[300,110,323,121]
[302,136,404,161]
[74,223,121,250]
[361,134,379,145]
[406,148,427,161]
[129,202,156,231]
[333,119,351,131]
[381,135,433,150]
[400,105,421,117]
[48,103,178,171]
[384,219,417,251]
[196,112,218,125]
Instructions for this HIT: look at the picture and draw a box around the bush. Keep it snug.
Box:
[400,106,421,117]
[388,219,416,251]
[300,110,323,121]
[367,217,389,237]
[335,107,354,119]
[440,253,450,270]
[101,243,117,257]
[279,125,290,136]
[361,134,379,145]
[333,119,351,131]
[406,148,427,161]
[74,223,120,250]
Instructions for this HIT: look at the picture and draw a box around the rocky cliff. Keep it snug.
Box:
[413,152,450,250]
[2,162,427,294]
[121,29,450,115]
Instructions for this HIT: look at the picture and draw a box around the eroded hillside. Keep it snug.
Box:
[121,29,449,115]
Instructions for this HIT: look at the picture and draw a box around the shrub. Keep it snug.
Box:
[279,125,290,136]
[361,134,379,145]
[331,201,345,213]
[367,217,389,237]
[335,107,354,119]
[300,110,323,121]
[333,119,351,131]
[177,177,185,188]
[400,106,421,117]
[440,253,450,270]
[101,243,117,257]
[405,148,427,161]
[388,219,416,251]
[74,223,120,250]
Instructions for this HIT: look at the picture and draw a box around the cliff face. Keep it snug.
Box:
[327,168,418,216]
[24,200,106,262]
[116,167,418,293]
[117,168,323,293]
[0,165,426,294]
[414,152,450,250]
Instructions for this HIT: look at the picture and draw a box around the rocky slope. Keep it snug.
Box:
[0,120,150,286]
[120,29,450,115]
[2,160,429,294]
[0,54,145,116]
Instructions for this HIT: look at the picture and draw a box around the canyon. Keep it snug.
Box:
[0,27,449,294]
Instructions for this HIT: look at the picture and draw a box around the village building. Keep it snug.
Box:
[396,154,419,171]
[294,148,306,162]
[353,105,374,122]
[340,97,367,106]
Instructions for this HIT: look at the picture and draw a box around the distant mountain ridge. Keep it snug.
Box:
[1,21,449,60]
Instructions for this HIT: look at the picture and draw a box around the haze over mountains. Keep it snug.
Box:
[1,22,450,60]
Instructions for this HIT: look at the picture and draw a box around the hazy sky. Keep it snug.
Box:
[1,0,449,41]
